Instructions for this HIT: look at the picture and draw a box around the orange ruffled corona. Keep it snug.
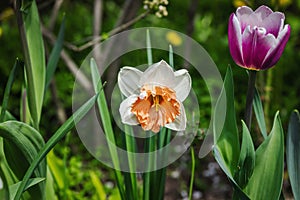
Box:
[131,85,180,133]
[118,60,191,133]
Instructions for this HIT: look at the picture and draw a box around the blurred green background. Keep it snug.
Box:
[0,0,299,199]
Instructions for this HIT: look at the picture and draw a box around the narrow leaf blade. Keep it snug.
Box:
[45,17,65,89]
[9,178,45,200]
[0,59,20,123]
[253,88,267,139]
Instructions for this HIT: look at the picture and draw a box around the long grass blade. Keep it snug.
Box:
[90,58,125,199]
[0,59,21,123]
[45,17,65,90]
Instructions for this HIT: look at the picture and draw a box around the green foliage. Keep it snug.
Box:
[214,67,240,176]
[45,18,65,90]
[253,88,267,139]
[20,1,46,128]
[9,178,45,200]
[90,58,125,199]
[14,93,98,199]
[234,121,255,189]
[244,112,284,200]
[287,110,300,200]
[0,121,46,199]
[0,59,20,123]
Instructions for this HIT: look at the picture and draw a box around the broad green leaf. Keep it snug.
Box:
[9,177,45,200]
[0,121,46,199]
[0,59,20,123]
[21,1,46,128]
[244,112,284,200]
[253,88,267,139]
[214,67,240,175]
[90,58,125,199]
[287,110,300,200]
[45,17,65,89]
[14,93,98,200]
[234,121,255,189]
[89,171,106,200]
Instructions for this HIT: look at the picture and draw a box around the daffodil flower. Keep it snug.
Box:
[118,60,191,133]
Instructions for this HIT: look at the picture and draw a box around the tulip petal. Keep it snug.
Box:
[140,60,175,87]
[118,67,143,97]
[236,6,254,32]
[119,95,139,125]
[228,14,244,67]
[261,12,285,37]
[165,102,186,131]
[173,69,191,101]
[254,5,273,20]
[262,24,291,69]
[241,26,277,70]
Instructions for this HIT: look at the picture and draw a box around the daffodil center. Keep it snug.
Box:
[131,85,181,133]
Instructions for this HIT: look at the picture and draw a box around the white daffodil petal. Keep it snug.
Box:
[118,67,143,97]
[165,102,186,131]
[140,60,175,87]
[173,69,191,101]
[119,95,139,125]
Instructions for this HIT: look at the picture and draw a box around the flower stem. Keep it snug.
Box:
[188,147,195,200]
[245,70,257,129]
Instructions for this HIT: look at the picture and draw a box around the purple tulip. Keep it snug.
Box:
[228,5,291,70]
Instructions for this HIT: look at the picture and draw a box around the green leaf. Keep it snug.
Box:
[287,110,300,200]
[0,108,15,122]
[214,67,240,175]
[14,93,98,200]
[123,125,138,200]
[0,164,9,200]
[253,88,267,139]
[244,111,284,200]
[213,147,250,200]
[0,121,46,199]
[90,58,125,199]
[0,59,21,123]
[89,171,106,200]
[0,138,17,195]
[47,151,65,190]
[21,1,46,128]
[234,121,255,189]
[9,177,45,200]
[45,167,58,200]
[45,17,65,89]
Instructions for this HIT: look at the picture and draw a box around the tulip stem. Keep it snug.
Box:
[245,70,257,129]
